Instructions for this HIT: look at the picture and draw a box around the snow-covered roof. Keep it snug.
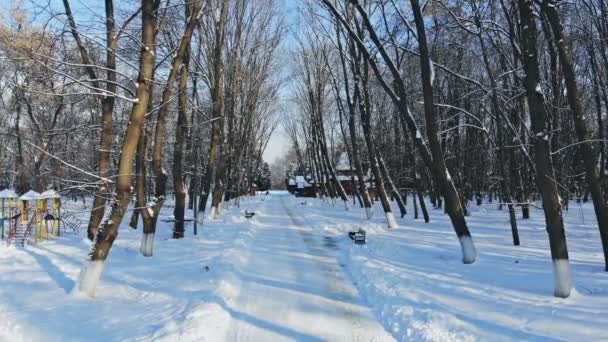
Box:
[295,175,312,188]
[19,190,41,201]
[0,189,18,199]
[40,190,60,199]
[335,152,353,171]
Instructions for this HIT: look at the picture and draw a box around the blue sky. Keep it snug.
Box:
[262,0,300,163]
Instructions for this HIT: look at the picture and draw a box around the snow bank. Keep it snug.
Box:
[0,196,259,341]
[294,195,608,341]
[2,194,608,341]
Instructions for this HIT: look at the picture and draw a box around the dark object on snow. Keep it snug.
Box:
[245,211,255,218]
[44,213,55,221]
[348,228,366,244]
[204,265,210,272]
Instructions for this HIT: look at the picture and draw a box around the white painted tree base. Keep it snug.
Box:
[209,207,219,220]
[386,212,398,228]
[459,235,477,264]
[365,207,372,220]
[140,233,155,257]
[77,260,105,297]
[553,259,573,298]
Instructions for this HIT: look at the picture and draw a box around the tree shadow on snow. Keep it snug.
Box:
[26,248,75,293]
[207,293,326,342]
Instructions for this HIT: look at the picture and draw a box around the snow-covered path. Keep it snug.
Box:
[225,193,394,341]
[3,191,608,341]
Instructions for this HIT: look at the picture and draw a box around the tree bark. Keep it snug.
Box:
[138,0,201,250]
[173,2,194,238]
[135,122,154,255]
[77,0,160,297]
[207,0,229,219]
[543,0,608,271]
[358,62,396,228]
[409,0,476,263]
[63,0,117,241]
[518,0,572,297]
[472,1,519,245]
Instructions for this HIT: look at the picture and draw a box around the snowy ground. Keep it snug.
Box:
[0,192,607,341]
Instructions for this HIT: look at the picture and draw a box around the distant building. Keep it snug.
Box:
[334,152,375,198]
[335,152,356,194]
[285,164,316,197]
[283,152,377,198]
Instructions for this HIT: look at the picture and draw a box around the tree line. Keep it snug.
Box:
[282,0,608,298]
[0,0,283,296]
[1,0,607,300]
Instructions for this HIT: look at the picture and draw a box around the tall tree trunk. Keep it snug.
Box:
[77,0,159,297]
[135,123,154,254]
[172,34,191,239]
[518,0,572,297]
[359,63,396,228]
[472,2,519,245]
[14,104,28,194]
[412,148,430,223]
[208,0,229,219]
[315,101,349,209]
[63,0,117,241]
[410,0,476,263]
[586,42,606,184]
[543,0,608,271]
[337,9,373,216]
[379,153,407,217]
[129,202,139,229]
[139,0,201,252]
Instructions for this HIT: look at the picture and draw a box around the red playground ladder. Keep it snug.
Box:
[7,212,35,247]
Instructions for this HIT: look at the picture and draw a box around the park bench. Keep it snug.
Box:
[348,228,366,245]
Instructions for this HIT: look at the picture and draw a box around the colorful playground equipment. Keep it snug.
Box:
[0,189,77,247]
[16,190,44,245]
[39,190,62,240]
[0,189,18,240]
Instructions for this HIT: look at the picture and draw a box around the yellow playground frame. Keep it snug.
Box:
[40,190,62,239]
[1,189,62,244]
[0,189,18,240]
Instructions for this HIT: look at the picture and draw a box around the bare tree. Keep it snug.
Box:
[78,0,161,297]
